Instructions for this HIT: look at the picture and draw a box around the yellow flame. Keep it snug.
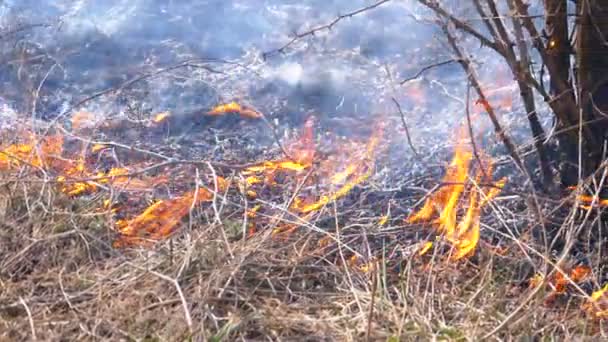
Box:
[91,144,109,153]
[418,241,434,256]
[151,111,171,124]
[0,134,64,170]
[378,215,388,226]
[584,283,608,319]
[407,127,504,260]
[208,102,242,115]
[207,102,263,119]
[292,126,382,214]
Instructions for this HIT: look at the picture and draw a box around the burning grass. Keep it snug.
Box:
[1,107,607,340]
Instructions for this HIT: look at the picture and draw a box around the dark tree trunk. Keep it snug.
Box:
[545,0,608,187]
[575,0,608,185]
[544,0,581,186]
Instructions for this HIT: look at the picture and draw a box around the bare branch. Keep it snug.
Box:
[464,81,487,178]
[391,97,419,157]
[472,0,499,40]
[442,22,527,175]
[262,0,392,59]
[399,59,460,85]
[417,0,503,55]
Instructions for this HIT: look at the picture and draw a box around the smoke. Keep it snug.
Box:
[0,0,546,160]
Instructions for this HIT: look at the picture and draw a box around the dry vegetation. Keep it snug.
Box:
[2,1,608,341]
[0,113,606,341]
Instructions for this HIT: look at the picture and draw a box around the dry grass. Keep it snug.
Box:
[1,172,607,341]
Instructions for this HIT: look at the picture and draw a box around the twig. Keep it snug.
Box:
[263,0,392,59]
[464,81,486,177]
[19,296,37,340]
[391,98,419,157]
[399,59,459,85]
[442,22,527,175]
[0,23,51,40]
[417,0,503,55]
[148,270,193,332]
[366,266,378,342]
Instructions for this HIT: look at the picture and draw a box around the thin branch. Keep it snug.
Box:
[0,22,51,40]
[464,81,486,178]
[442,22,527,175]
[399,59,459,84]
[19,296,37,340]
[484,0,516,57]
[472,0,499,41]
[391,98,419,157]
[417,0,503,55]
[262,0,392,59]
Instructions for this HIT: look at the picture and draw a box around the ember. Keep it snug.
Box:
[529,265,592,305]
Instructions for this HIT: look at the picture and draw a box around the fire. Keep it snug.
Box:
[407,127,505,260]
[56,159,98,196]
[91,144,109,153]
[56,162,167,197]
[0,134,64,170]
[99,167,167,192]
[151,111,171,124]
[242,116,316,185]
[241,117,383,239]
[529,265,592,305]
[1,112,382,247]
[584,283,608,319]
[246,204,261,237]
[378,215,388,226]
[347,254,377,273]
[417,241,434,256]
[207,101,263,119]
[569,187,608,209]
[115,187,216,245]
[292,124,382,214]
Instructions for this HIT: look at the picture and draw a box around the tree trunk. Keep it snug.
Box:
[544,0,581,186]
[575,0,608,185]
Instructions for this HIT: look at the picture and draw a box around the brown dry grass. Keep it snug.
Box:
[1,174,607,342]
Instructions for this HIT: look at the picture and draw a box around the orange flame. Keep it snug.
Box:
[529,265,592,305]
[569,187,608,209]
[207,102,263,119]
[0,134,64,170]
[292,124,383,214]
[56,158,98,196]
[115,187,216,245]
[242,116,316,185]
[407,127,505,260]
